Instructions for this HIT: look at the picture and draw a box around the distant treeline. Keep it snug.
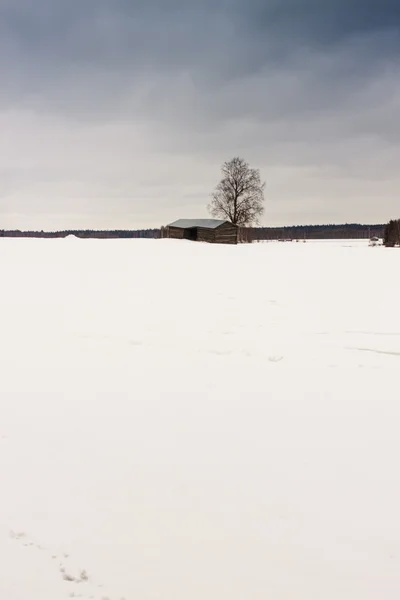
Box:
[384,219,400,247]
[0,229,161,239]
[0,223,384,240]
[249,224,384,241]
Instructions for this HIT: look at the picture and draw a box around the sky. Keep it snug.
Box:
[0,0,399,229]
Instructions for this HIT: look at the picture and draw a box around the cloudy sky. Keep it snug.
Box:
[1,0,399,229]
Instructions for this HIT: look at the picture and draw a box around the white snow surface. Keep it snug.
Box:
[1,238,400,599]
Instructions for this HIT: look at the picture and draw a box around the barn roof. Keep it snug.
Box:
[167,219,229,229]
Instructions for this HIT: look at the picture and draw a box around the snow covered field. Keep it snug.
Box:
[1,237,400,599]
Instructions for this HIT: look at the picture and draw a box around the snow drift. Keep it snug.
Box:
[1,238,400,600]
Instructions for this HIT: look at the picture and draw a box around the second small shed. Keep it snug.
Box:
[166,219,238,244]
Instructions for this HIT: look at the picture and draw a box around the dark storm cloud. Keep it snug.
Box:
[0,0,399,228]
[238,0,400,44]
[2,0,399,78]
[1,0,397,124]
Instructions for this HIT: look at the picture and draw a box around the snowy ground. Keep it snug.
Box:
[1,237,400,599]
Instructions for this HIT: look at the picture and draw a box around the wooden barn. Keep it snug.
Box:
[166,219,238,244]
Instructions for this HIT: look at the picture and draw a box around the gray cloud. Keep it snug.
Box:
[238,1,400,42]
[0,0,399,228]
[3,1,398,73]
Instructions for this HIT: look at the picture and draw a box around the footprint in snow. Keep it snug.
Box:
[9,530,123,599]
[268,355,284,363]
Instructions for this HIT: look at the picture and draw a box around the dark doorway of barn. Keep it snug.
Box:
[183,227,197,241]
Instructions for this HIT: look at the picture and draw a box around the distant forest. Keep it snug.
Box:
[249,223,384,241]
[383,219,400,247]
[0,223,384,240]
[0,229,160,239]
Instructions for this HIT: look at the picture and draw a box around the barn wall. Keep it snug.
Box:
[166,222,238,244]
[214,222,238,244]
[166,226,185,240]
[196,228,216,243]
[183,228,197,241]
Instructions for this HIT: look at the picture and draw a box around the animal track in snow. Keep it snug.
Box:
[268,355,284,363]
[9,529,124,600]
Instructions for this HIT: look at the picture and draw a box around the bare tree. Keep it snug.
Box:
[208,157,265,226]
